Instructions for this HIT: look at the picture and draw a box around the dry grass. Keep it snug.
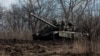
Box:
[0,30,33,40]
[0,40,99,56]
[0,31,100,56]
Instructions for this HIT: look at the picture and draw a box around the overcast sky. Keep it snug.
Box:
[0,0,100,10]
[0,0,18,8]
[0,0,37,9]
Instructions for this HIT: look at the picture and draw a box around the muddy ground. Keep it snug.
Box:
[0,39,100,56]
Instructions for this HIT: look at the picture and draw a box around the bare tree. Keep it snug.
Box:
[0,6,4,19]
[18,0,59,33]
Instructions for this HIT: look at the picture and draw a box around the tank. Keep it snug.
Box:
[31,13,81,40]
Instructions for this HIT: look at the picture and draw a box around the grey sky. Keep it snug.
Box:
[0,0,37,8]
[0,0,19,8]
[0,0,18,8]
[0,0,100,10]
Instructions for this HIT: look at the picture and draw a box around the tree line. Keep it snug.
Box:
[0,0,100,38]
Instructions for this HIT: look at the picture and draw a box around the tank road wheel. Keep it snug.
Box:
[32,34,39,40]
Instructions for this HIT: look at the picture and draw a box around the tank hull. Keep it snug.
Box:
[32,31,81,41]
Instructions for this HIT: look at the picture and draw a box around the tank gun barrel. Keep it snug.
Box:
[31,13,57,28]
